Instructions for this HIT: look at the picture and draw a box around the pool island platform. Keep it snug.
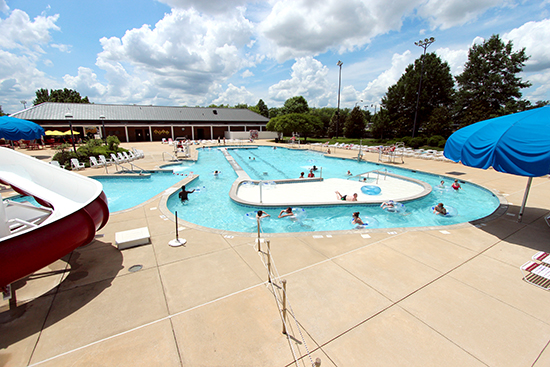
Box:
[233,174,431,207]
[2,140,550,367]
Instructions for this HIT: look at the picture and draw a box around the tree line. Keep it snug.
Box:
[23,34,548,143]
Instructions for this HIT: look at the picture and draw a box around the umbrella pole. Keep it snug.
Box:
[517,177,533,223]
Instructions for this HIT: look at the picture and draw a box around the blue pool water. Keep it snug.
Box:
[161,146,501,234]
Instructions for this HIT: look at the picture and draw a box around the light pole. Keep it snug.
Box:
[99,115,106,143]
[412,37,435,138]
[65,112,76,153]
[336,60,343,138]
[20,100,27,109]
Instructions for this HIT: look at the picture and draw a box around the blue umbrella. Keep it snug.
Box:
[0,115,45,141]
[444,105,550,221]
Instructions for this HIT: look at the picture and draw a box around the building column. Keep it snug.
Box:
[124,125,129,142]
[171,125,174,139]
[210,125,213,139]
[191,125,195,140]
[149,126,153,142]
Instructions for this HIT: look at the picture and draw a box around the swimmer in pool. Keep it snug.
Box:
[299,172,305,178]
[335,191,358,201]
[433,203,447,215]
[452,179,461,191]
[312,165,318,171]
[439,180,445,187]
[256,210,270,219]
[347,170,352,176]
[352,212,364,225]
[213,170,220,176]
[278,207,295,218]
[179,185,195,202]
[308,170,315,178]
[380,200,395,210]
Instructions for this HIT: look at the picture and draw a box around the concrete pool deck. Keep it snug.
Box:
[2,140,550,367]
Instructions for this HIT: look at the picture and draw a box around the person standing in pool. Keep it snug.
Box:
[352,212,364,225]
[452,179,461,191]
[179,185,195,203]
[299,172,305,178]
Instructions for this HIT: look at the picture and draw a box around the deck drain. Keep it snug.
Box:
[128,264,143,273]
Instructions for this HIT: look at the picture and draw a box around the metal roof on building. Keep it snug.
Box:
[11,103,269,123]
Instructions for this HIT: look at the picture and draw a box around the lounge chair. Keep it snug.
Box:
[70,158,85,170]
[117,152,129,163]
[521,260,550,290]
[132,147,144,159]
[89,156,104,168]
[122,151,134,162]
[49,160,61,168]
[99,155,113,166]
[110,153,123,164]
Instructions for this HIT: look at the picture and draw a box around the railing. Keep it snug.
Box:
[162,151,179,162]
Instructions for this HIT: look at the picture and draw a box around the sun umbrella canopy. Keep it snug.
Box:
[45,130,64,136]
[444,106,550,177]
[0,116,45,141]
[63,130,80,135]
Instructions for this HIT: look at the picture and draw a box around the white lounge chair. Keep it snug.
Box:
[110,153,123,164]
[49,160,61,168]
[122,151,134,162]
[70,158,85,170]
[117,152,129,163]
[99,155,112,166]
[89,156,104,168]
[132,147,144,159]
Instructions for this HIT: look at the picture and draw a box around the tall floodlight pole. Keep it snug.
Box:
[336,60,343,138]
[65,112,76,153]
[100,115,107,143]
[412,37,435,138]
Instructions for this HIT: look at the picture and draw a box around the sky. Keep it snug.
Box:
[1,0,550,114]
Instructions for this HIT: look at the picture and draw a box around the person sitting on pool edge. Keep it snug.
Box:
[352,212,364,225]
[278,207,294,218]
[433,203,447,215]
[380,200,395,210]
[335,191,358,201]
[452,179,461,191]
[179,185,195,203]
[256,210,270,219]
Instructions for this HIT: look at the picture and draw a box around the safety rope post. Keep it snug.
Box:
[282,279,287,334]
[314,357,321,366]
[267,240,271,283]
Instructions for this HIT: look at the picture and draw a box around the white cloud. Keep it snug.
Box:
[51,43,71,53]
[88,8,254,105]
[359,51,414,104]
[436,47,468,75]
[417,0,506,30]
[0,0,9,13]
[241,69,254,78]
[268,57,333,106]
[63,67,107,97]
[156,0,250,15]
[504,19,550,72]
[258,0,418,62]
[0,9,59,52]
[211,83,256,105]
[523,69,550,101]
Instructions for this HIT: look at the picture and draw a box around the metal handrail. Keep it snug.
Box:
[162,151,179,161]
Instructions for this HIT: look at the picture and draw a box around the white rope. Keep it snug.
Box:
[255,230,315,367]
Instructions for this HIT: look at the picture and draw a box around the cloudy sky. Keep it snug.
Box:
[1,0,549,114]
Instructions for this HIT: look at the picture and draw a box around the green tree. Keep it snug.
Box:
[343,106,366,138]
[455,34,531,126]
[33,88,91,105]
[0,105,6,116]
[309,107,337,136]
[266,113,322,142]
[369,109,391,140]
[281,96,309,115]
[421,106,453,138]
[256,99,269,117]
[382,53,455,138]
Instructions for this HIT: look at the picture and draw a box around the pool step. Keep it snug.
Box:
[115,227,151,250]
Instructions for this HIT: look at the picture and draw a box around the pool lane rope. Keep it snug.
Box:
[169,211,187,247]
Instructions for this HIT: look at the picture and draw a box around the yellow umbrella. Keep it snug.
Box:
[63,130,80,135]
[45,130,64,136]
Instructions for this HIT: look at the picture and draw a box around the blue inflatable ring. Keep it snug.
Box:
[361,185,381,195]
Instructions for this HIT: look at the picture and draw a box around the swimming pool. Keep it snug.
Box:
[164,146,501,234]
